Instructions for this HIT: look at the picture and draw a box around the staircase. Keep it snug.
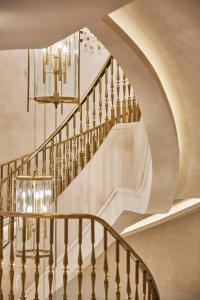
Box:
[0,55,160,299]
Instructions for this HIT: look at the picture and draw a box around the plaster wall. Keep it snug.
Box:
[94,0,200,199]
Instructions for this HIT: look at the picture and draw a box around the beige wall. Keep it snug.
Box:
[126,210,200,299]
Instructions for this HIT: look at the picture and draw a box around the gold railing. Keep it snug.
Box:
[0,55,140,211]
[0,211,160,299]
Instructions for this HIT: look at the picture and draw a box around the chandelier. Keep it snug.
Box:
[27,31,80,112]
[15,175,53,259]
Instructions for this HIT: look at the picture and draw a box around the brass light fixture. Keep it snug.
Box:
[15,175,53,259]
[27,31,80,111]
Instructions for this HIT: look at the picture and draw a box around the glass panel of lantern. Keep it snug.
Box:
[15,176,53,259]
[34,31,79,103]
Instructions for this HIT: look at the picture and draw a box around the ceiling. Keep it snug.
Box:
[0,0,130,50]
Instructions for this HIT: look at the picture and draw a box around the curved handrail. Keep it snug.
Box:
[0,55,112,186]
[0,210,160,299]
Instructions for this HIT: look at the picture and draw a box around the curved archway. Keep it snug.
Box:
[89,16,179,213]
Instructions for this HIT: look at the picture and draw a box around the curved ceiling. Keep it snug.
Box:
[0,0,130,49]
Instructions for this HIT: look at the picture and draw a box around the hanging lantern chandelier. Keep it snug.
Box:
[27,31,80,111]
[15,175,53,259]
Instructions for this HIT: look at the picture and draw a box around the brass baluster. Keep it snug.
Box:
[127,82,132,123]
[104,67,110,136]
[91,220,96,300]
[63,219,68,300]
[98,77,103,145]
[79,104,85,169]
[35,154,39,175]
[0,216,3,298]
[69,138,73,182]
[135,260,139,300]
[72,115,78,179]
[103,228,109,300]
[48,219,54,300]
[21,157,25,175]
[9,217,14,300]
[57,132,63,195]
[110,57,115,128]
[86,96,91,163]
[115,240,120,300]
[126,250,131,299]
[7,164,11,211]
[148,281,152,300]
[77,218,83,300]
[42,147,47,176]
[49,140,54,177]
[27,160,31,176]
[122,72,127,123]
[13,177,16,211]
[66,124,71,186]
[116,63,121,123]
[62,141,66,190]
[134,95,141,122]
[34,218,40,300]
[92,87,97,155]
[143,271,147,300]
[152,287,158,300]
[21,218,26,300]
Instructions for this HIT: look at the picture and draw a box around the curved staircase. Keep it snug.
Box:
[0,55,160,299]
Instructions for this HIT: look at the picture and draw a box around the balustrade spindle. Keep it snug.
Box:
[122,72,127,123]
[7,165,11,211]
[62,142,66,190]
[91,220,96,300]
[34,218,40,300]
[103,228,109,300]
[66,125,71,186]
[115,240,120,300]
[77,219,83,300]
[127,82,132,123]
[21,217,26,300]
[143,270,147,300]
[48,218,54,300]
[57,132,63,194]
[42,147,46,176]
[79,104,85,170]
[104,67,109,136]
[126,250,131,299]
[73,115,78,179]
[35,154,39,175]
[86,96,91,163]
[9,217,14,300]
[148,281,152,300]
[0,216,3,298]
[49,141,54,177]
[92,87,97,155]
[98,77,103,145]
[63,219,68,300]
[21,157,25,175]
[110,57,115,128]
[135,260,139,300]
[69,138,73,182]
[116,63,121,123]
